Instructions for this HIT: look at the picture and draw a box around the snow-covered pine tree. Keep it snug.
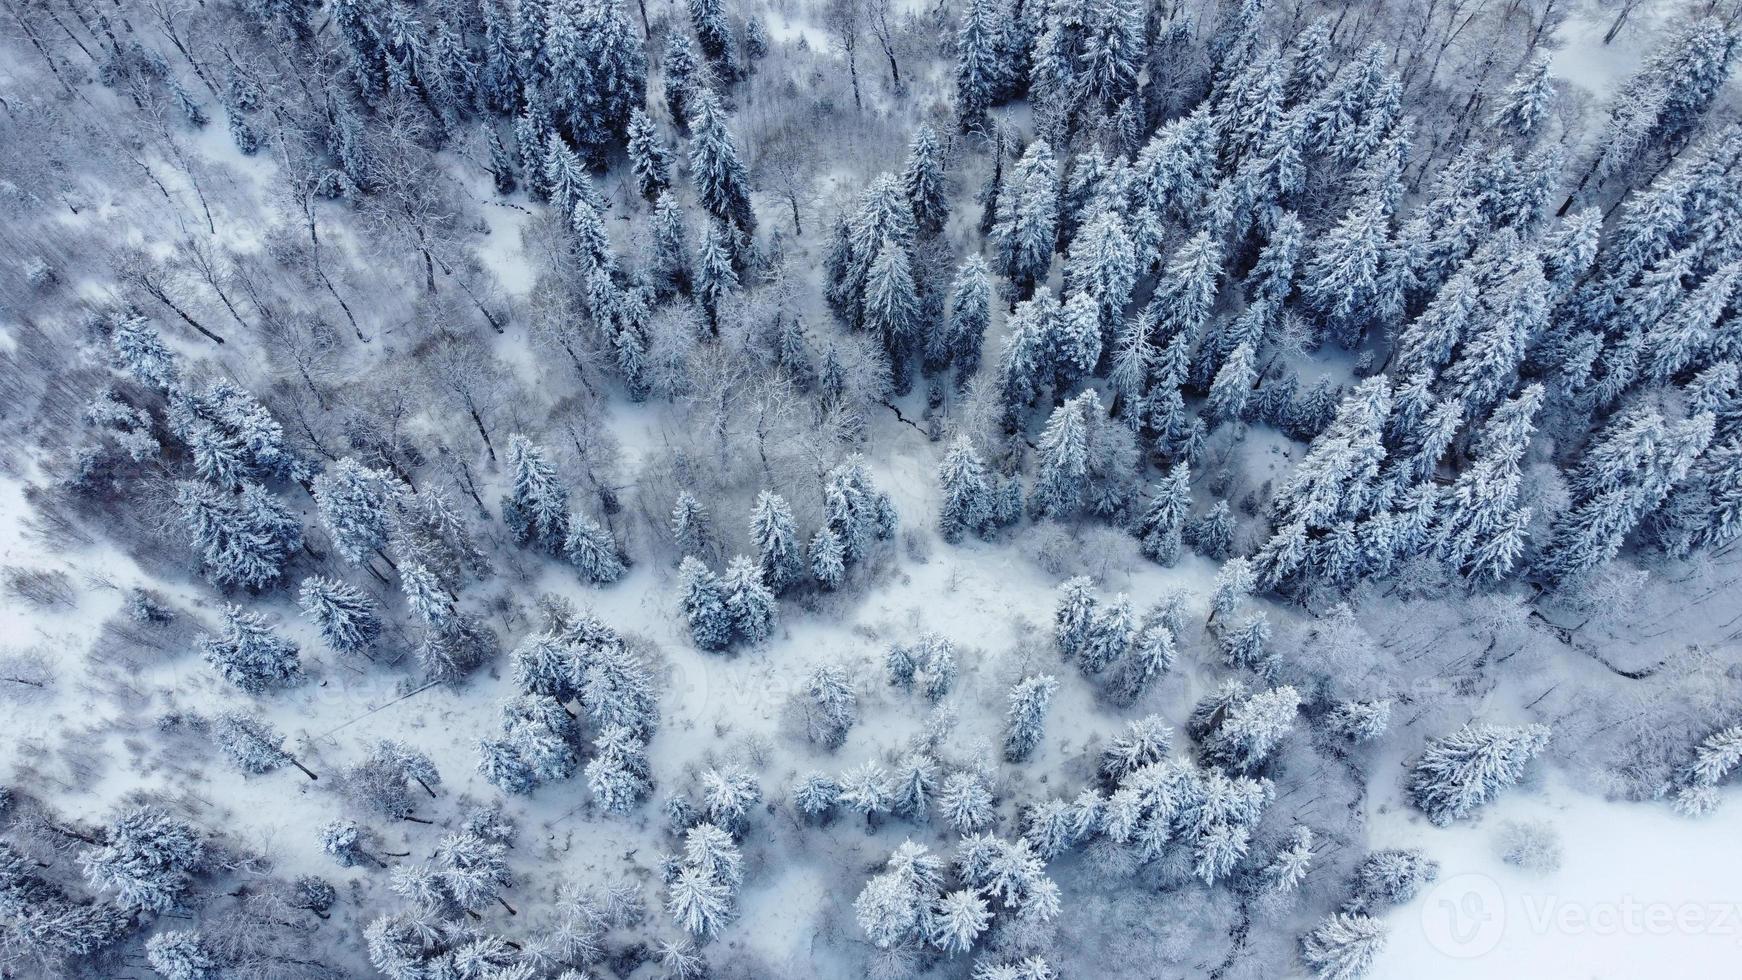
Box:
[298,574,382,656]
[202,604,301,693]
[793,772,842,821]
[1493,54,1555,139]
[804,663,858,749]
[993,140,1060,299]
[312,458,400,566]
[176,481,302,591]
[721,555,776,645]
[1219,614,1273,675]
[939,770,995,833]
[564,510,626,585]
[678,556,733,651]
[651,192,695,297]
[935,255,991,387]
[502,434,570,554]
[80,807,203,914]
[810,526,847,589]
[903,124,950,238]
[1002,674,1059,762]
[1078,594,1134,675]
[670,490,713,560]
[749,491,803,592]
[839,761,894,824]
[696,218,741,328]
[1326,699,1392,742]
[212,711,298,776]
[687,88,756,237]
[1300,912,1387,980]
[146,929,218,980]
[955,0,1006,131]
[543,0,645,160]
[1410,723,1551,825]
[938,435,995,543]
[1135,462,1190,564]
[1201,684,1300,772]
[1433,384,1543,583]
[862,234,922,395]
[627,108,674,200]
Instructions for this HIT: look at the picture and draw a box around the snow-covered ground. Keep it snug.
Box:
[1372,773,1742,978]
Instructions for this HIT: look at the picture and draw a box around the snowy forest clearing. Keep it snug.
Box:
[1370,774,1742,977]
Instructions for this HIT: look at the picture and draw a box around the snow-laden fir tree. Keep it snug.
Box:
[810,526,846,589]
[862,234,922,394]
[696,218,740,328]
[145,929,218,980]
[81,807,203,914]
[838,761,894,825]
[1199,683,1300,773]
[721,556,776,644]
[564,510,624,586]
[626,108,673,200]
[478,694,582,795]
[1053,576,1098,661]
[295,575,382,656]
[670,490,713,560]
[542,0,645,159]
[109,313,180,390]
[793,772,842,821]
[1344,848,1439,914]
[1300,912,1387,980]
[1263,825,1316,893]
[212,711,311,778]
[1002,675,1059,762]
[1052,289,1104,392]
[1135,463,1191,564]
[1493,54,1555,139]
[687,0,738,78]
[993,140,1060,298]
[954,0,1007,131]
[1219,613,1274,675]
[345,740,442,819]
[312,458,400,566]
[1410,723,1550,825]
[891,754,940,820]
[749,491,803,592]
[1106,614,1178,706]
[651,192,694,297]
[855,840,946,949]
[1537,407,1713,586]
[1078,594,1134,675]
[1028,391,1093,519]
[678,556,733,651]
[938,434,996,543]
[931,887,992,955]
[1431,384,1544,582]
[939,770,996,833]
[903,124,950,238]
[804,663,858,749]
[202,604,301,693]
[585,723,652,813]
[176,480,302,591]
[1326,699,1392,742]
[433,829,516,914]
[502,434,569,554]
[687,87,756,237]
[936,254,991,387]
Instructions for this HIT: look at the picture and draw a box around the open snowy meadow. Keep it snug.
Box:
[2,0,1742,978]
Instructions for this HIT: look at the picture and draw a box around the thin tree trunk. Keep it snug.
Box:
[290,759,319,781]
[150,287,227,344]
[496,896,517,916]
